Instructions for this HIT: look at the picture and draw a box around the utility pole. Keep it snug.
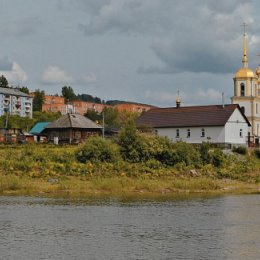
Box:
[102,111,105,139]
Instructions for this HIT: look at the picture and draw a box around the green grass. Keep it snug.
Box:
[0,144,260,196]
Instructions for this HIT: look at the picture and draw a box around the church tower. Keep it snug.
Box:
[231,25,260,142]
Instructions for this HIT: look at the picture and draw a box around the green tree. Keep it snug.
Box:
[0,75,9,88]
[19,86,30,94]
[33,89,45,111]
[103,107,119,128]
[84,109,101,122]
[33,111,61,123]
[62,86,76,102]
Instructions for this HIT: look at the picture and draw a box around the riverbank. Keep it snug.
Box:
[0,144,260,197]
[1,174,260,197]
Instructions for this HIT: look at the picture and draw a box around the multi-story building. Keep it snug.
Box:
[0,87,33,118]
[115,103,155,113]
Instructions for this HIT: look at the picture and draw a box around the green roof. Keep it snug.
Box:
[29,122,50,134]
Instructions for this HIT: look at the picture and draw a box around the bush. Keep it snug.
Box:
[75,137,121,163]
[232,146,247,155]
[199,142,212,164]
[210,149,226,167]
[171,141,201,167]
[253,148,260,159]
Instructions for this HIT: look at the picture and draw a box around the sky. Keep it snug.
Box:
[0,0,260,107]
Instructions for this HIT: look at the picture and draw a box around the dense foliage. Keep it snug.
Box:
[0,111,61,131]
[75,137,120,163]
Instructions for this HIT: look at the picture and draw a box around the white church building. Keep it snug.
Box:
[136,29,260,147]
[136,104,250,147]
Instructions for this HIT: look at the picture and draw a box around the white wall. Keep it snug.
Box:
[235,100,251,118]
[156,126,225,144]
[224,108,249,144]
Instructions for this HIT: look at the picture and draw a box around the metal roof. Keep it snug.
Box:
[0,87,31,97]
[45,113,102,129]
[29,122,50,134]
[136,104,251,128]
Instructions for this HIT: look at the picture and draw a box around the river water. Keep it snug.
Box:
[0,194,260,260]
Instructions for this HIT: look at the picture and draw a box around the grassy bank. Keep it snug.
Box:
[1,174,260,197]
[0,144,260,196]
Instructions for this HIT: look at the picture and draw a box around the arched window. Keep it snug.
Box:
[256,104,258,114]
[240,83,245,96]
[241,106,245,114]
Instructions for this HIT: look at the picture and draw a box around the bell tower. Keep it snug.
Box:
[231,23,260,141]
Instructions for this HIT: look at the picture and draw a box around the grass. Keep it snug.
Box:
[0,144,260,197]
[0,174,259,197]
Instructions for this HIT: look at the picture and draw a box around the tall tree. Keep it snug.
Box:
[62,86,76,102]
[0,75,9,88]
[33,89,45,112]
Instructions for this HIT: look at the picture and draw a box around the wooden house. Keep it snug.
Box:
[42,113,102,144]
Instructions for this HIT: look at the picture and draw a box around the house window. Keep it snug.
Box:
[257,104,258,114]
[201,128,205,137]
[240,129,243,138]
[176,129,180,138]
[187,129,190,138]
[241,106,245,114]
[240,83,245,96]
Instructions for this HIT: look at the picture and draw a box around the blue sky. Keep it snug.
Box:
[0,0,260,107]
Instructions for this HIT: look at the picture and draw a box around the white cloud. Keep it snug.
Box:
[0,62,28,84]
[81,72,97,83]
[197,88,222,100]
[42,66,73,84]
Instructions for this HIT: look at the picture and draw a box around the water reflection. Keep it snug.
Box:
[0,195,259,260]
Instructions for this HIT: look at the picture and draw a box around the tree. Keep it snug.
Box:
[84,109,101,122]
[33,89,45,112]
[62,86,76,102]
[19,86,30,94]
[0,75,9,88]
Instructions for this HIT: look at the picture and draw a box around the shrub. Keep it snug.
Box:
[199,142,212,164]
[171,141,201,167]
[253,148,260,159]
[232,146,247,155]
[210,149,226,167]
[75,137,121,163]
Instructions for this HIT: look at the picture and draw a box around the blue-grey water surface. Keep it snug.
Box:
[0,195,260,260]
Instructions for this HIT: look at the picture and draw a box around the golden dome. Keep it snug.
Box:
[234,67,255,78]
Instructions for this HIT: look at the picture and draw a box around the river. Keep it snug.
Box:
[0,194,260,260]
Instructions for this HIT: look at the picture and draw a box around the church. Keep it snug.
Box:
[231,27,260,145]
[136,28,260,147]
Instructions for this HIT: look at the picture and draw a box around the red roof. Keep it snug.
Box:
[136,104,250,128]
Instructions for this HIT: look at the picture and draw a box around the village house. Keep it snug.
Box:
[42,113,102,144]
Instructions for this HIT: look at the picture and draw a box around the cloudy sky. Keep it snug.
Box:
[0,0,260,107]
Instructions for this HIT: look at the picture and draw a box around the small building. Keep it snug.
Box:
[136,103,250,148]
[29,122,50,142]
[42,113,102,144]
